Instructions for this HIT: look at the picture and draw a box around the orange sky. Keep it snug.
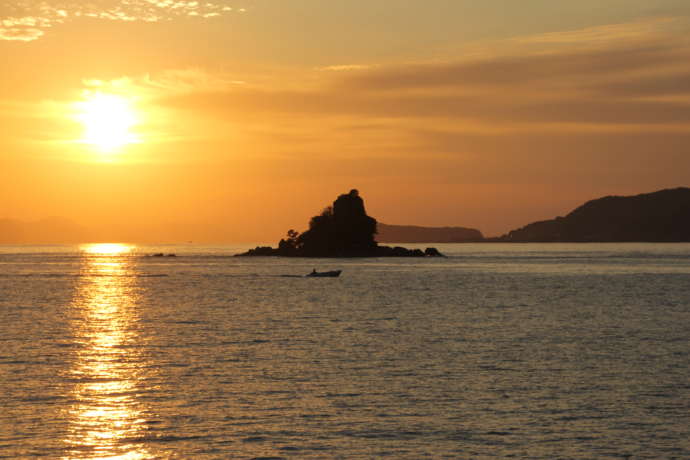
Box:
[2,1,690,243]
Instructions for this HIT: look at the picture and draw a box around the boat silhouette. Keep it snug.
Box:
[306,269,342,278]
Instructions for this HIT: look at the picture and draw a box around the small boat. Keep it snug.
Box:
[306,270,342,278]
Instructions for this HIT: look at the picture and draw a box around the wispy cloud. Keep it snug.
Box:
[0,0,246,41]
[511,17,680,46]
[80,68,247,100]
[0,26,44,42]
[161,19,690,128]
[145,16,690,190]
[318,64,373,72]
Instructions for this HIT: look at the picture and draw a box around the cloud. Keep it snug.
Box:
[139,16,690,199]
[318,64,373,72]
[511,18,681,46]
[0,27,45,41]
[79,69,248,103]
[9,17,690,179]
[339,44,681,92]
[156,17,690,131]
[0,0,246,41]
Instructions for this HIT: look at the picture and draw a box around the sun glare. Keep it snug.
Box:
[75,93,140,153]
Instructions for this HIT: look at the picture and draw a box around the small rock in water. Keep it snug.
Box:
[424,247,445,257]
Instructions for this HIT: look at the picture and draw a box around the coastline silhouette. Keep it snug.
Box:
[494,187,690,242]
[2,187,689,245]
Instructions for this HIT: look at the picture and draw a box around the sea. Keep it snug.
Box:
[0,243,688,459]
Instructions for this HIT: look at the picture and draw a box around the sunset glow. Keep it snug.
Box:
[2,2,690,459]
[2,1,690,243]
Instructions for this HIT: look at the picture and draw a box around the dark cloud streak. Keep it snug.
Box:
[340,44,682,90]
[161,27,690,127]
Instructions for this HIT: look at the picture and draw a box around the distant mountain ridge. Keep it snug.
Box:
[4,188,689,245]
[0,217,92,244]
[499,187,690,242]
[377,223,483,243]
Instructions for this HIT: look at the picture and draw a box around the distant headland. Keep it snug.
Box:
[377,223,483,243]
[236,189,444,257]
[495,187,690,242]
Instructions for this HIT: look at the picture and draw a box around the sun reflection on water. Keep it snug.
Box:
[64,244,150,459]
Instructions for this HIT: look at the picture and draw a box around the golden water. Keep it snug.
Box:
[1,243,689,458]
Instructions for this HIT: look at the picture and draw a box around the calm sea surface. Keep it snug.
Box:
[1,243,689,459]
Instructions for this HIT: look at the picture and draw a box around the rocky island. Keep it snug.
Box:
[236,189,444,257]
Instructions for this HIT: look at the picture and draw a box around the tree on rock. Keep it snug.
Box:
[298,190,378,256]
[235,189,444,258]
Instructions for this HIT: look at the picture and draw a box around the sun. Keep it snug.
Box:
[82,243,135,255]
[74,93,140,153]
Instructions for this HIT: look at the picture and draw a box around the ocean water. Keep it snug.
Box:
[1,243,689,459]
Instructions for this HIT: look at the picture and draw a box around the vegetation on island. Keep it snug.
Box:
[236,189,444,257]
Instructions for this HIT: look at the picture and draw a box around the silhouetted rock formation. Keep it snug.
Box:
[377,223,483,243]
[498,188,690,242]
[237,189,444,257]
[298,189,378,256]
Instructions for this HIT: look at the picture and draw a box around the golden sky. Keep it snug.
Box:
[2,0,690,242]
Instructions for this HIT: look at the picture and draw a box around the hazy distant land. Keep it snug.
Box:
[0,217,91,244]
[373,187,690,243]
[377,223,484,243]
[2,188,690,244]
